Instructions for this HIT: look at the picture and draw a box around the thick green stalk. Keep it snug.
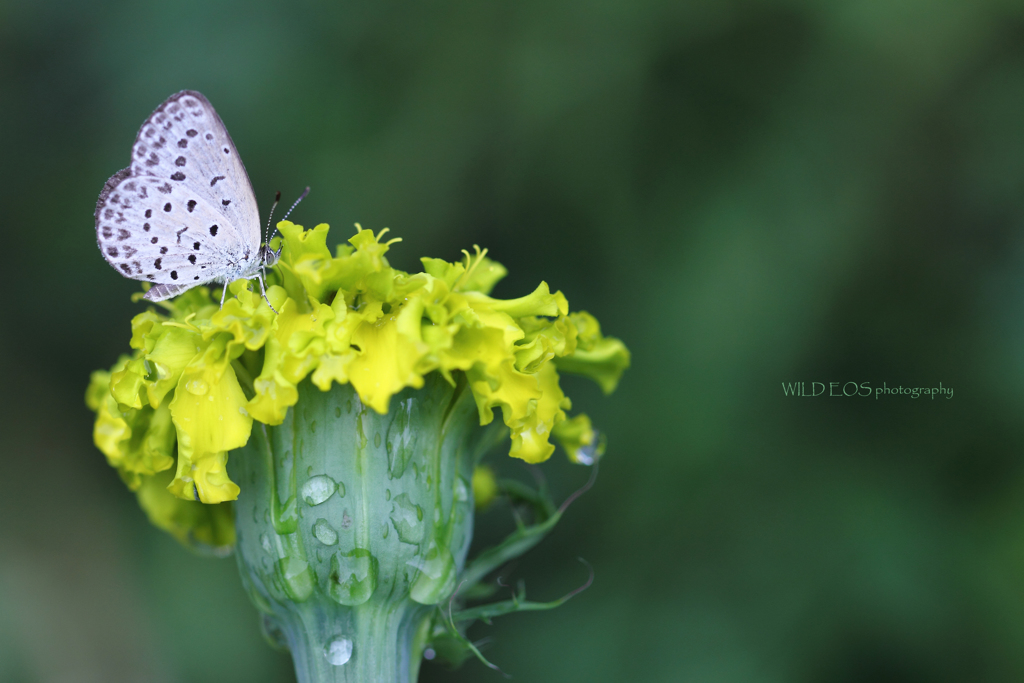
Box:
[230,373,480,683]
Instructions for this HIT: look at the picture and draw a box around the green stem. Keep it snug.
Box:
[229,374,480,683]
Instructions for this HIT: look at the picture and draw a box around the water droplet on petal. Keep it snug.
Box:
[574,433,601,466]
[275,556,314,601]
[324,637,353,666]
[302,474,338,506]
[329,549,378,605]
[390,493,423,545]
[313,518,338,546]
[409,540,457,605]
[454,477,469,502]
[185,378,208,395]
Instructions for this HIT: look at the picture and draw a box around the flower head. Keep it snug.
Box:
[87,222,629,547]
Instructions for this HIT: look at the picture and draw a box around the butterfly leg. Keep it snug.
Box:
[220,280,229,308]
[257,270,279,314]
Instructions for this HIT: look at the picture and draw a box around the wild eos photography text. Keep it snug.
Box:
[782,382,954,400]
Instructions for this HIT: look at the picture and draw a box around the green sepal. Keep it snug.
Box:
[451,563,593,624]
[456,477,560,593]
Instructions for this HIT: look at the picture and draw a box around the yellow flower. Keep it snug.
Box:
[87,221,629,547]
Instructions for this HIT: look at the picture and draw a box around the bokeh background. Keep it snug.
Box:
[5,1,1024,681]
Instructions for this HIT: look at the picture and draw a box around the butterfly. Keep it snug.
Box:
[94,90,301,310]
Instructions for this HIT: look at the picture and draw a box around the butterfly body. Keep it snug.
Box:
[95,90,276,303]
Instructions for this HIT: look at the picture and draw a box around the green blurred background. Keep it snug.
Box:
[4,1,1024,681]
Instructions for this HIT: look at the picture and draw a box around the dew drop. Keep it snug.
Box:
[390,493,423,544]
[373,432,381,448]
[409,541,457,605]
[311,420,317,434]
[302,475,338,506]
[313,518,339,546]
[276,556,314,601]
[260,533,274,554]
[307,466,313,477]
[385,489,391,501]
[575,441,598,465]
[335,407,342,418]
[185,378,209,395]
[328,549,378,606]
[454,477,469,502]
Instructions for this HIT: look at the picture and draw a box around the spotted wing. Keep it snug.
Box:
[94,91,261,298]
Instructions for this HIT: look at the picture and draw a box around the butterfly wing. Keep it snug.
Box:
[95,91,261,300]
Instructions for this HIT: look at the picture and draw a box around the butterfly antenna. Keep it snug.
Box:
[265,191,282,245]
[282,186,311,222]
